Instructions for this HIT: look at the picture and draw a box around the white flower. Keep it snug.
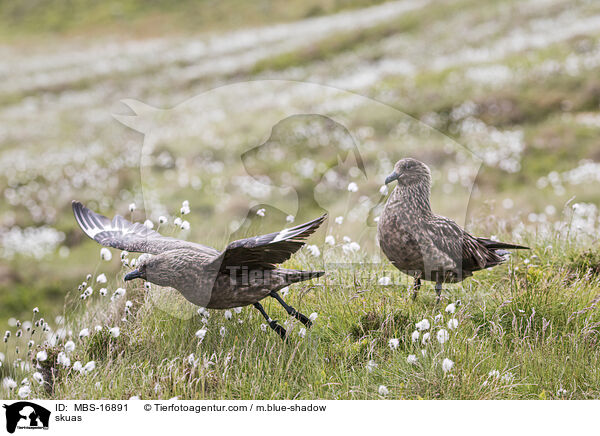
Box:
[335,216,344,225]
[378,276,392,285]
[442,358,454,373]
[79,328,89,338]
[347,182,358,192]
[415,319,430,331]
[286,215,295,223]
[36,350,48,361]
[378,385,389,396]
[33,372,44,385]
[129,395,141,400]
[109,327,120,338]
[100,248,112,261]
[197,307,209,317]
[501,373,514,383]
[111,288,126,301]
[144,220,154,229]
[342,242,360,254]
[224,310,232,320]
[445,303,456,314]
[298,328,307,338]
[33,307,39,314]
[411,330,420,342]
[129,203,136,212]
[434,314,443,323]
[220,327,226,337]
[379,185,389,195]
[407,354,418,365]
[260,324,267,332]
[447,318,459,330]
[488,369,500,379]
[325,235,335,246]
[366,360,378,372]
[422,332,430,344]
[306,245,321,257]
[99,288,107,296]
[309,312,318,322]
[180,220,190,230]
[3,377,17,390]
[182,200,190,208]
[57,352,71,367]
[95,325,102,332]
[437,329,449,344]
[73,361,83,372]
[195,329,207,339]
[233,307,242,314]
[18,385,31,398]
[96,273,107,283]
[180,206,190,215]
[158,216,168,224]
[84,361,96,373]
[174,217,182,227]
[125,300,133,308]
[388,338,400,350]
[256,208,266,217]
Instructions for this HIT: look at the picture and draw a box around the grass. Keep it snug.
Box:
[2,231,600,400]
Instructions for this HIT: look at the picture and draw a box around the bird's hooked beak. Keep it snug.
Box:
[385,171,400,185]
[124,269,143,281]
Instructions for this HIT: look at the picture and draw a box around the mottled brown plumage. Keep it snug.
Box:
[72,201,326,339]
[377,158,528,298]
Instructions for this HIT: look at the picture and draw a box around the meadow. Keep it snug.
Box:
[0,0,599,399]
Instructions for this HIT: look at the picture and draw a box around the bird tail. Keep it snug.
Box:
[477,237,530,250]
[281,269,325,285]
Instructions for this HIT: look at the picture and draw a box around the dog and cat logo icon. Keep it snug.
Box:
[2,402,50,433]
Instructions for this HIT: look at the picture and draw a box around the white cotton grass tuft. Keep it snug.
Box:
[260,324,267,332]
[437,329,450,344]
[158,216,168,225]
[109,327,120,338]
[378,385,389,396]
[57,352,71,367]
[96,273,107,284]
[73,361,83,372]
[84,361,96,373]
[99,288,107,296]
[309,312,318,322]
[36,350,48,361]
[366,360,378,372]
[298,328,307,338]
[100,248,112,261]
[3,377,17,390]
[79,328,89,338]
[415,319,430,331]
[442,358,454,373]
[180,220,190,230]
[388,338,400,350]
[144,220,154,229]
[411,330,420,342]
[18,385,31,398]
[379,185,389,195]
[434,313,443,323]
[447,318,459,330]
[286,215,295,223]
[195,329,207,340]
[325,235,335,246]
[421,332,430,344]
[65,340,75,353]
[347,182,359,192]
[335,216,344,225]
[224,310,232,320]
[407,354,418,365]
[378,276,392,285]
[220,327,226,337]
[445,303,456,314]
[256,208,266,217]
[33,372,44,385]
[306,245,320,257]
[174,217,182,227]
[128,203,136,212]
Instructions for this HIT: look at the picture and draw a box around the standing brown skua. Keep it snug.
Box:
[378,158,529,299]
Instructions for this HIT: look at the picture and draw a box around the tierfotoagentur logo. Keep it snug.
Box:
[2,402,50,433]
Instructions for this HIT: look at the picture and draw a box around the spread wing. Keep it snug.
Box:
[217,214,327,273]
[72,201,217,255]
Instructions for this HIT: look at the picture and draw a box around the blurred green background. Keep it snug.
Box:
[1,0,599,324]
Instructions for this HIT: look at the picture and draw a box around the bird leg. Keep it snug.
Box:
[254,302,287,340]
[435,282,443,302]
[270,291,312,328]
[412,277,422,300]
